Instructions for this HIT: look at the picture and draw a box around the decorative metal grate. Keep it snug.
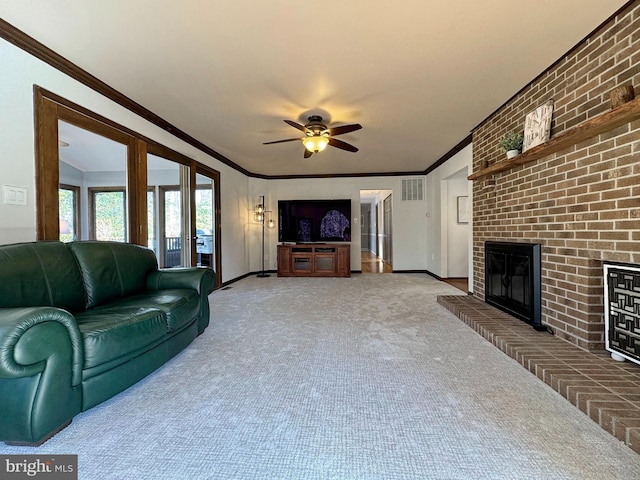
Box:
[604,262,640,365]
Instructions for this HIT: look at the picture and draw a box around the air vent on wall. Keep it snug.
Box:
[401,178,424,201]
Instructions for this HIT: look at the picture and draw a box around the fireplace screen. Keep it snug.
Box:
[485,241,542,329]
[604,262,640,365]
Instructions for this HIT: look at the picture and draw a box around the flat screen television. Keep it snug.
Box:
[278,199,352,243]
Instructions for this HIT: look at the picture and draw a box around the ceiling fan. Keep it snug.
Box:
[263,115,362,158]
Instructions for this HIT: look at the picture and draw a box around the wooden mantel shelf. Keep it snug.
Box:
[468,96,640,180]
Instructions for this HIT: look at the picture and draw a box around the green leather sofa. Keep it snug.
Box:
[0,240,216,446]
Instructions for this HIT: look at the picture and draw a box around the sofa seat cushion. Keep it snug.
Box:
[75,307,167,370]
[107,289,200,333]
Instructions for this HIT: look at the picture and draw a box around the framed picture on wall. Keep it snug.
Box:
[457,196,469,224]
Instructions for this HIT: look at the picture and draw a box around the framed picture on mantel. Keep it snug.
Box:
[523,100,554,152]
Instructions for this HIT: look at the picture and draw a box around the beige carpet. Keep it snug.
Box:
[1,273,639,479]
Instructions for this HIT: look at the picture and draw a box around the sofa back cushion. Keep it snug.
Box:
[0,241,86,311]
[69,241,158,309]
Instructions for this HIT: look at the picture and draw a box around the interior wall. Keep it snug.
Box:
[0,37,249,283]
[424,144,473,282]
[444,174,470,278]
[2,32,472,284]
[253,177,428,273]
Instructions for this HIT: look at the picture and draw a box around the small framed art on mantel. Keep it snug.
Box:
[523,100,554,152]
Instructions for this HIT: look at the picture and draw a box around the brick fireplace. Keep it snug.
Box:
[470,2,640,352]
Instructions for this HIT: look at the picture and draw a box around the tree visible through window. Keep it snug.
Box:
[92,189,126,242]
[148,189,155,251]
[58,185,78,242]
[196,188,213,234]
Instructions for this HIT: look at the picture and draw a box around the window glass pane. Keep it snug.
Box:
[58,187,76,243]
[94,191,126,242]
[196,189,212,234]
[164,190,181,239]
[148,190,155,251]
[148,154,189,268]
[59,120,128,241]
[195,174,214,268]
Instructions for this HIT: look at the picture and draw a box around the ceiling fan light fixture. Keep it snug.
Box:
[302,134,329,153]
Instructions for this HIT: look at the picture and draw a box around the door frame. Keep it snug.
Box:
[34,86,223,289]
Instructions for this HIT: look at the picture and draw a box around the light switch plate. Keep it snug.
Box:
[3,185,28,206]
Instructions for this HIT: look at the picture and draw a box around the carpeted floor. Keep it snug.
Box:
[2,274,639,479]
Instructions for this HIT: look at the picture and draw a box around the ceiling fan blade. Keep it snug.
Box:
[304,149,313,159]
[263,138,301,145]
[284,119,309,133]
[328,123,362,136]
[328,137,358,152]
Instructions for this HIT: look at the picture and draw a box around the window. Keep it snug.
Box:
[89,188,127,242]
[58,184,80,242]
[35,87,222,288]
[147,188,155,251]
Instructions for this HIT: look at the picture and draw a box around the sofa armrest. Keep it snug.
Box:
[146,267,216,296]
[146,268,216,334]
[0,307,84,384]
[0,307,84,444]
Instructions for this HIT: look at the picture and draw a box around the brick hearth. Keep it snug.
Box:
[438,294,640,455]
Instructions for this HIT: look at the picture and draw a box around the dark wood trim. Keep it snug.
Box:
[424,270,442,280]
[1,19,249,176]
[196,164,223,290]
[34,90,59,240]
[7,22,463,179]
[389,270,432,275]
[258,169,429,180]
[34,87,223,281]
[220,272,255,288]
[8,2,633,180]
[147,142,193,167]
[130,138,148,246]
[424,134,472,175]
[36,87,144,242]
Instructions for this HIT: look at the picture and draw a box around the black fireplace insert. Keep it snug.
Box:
[484,241,543,330]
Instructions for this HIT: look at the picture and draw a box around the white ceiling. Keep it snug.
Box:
[0,1,629,177]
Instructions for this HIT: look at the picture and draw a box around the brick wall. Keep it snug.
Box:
[471,1,640,351]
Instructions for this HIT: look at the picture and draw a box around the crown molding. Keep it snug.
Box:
[1,18,465,180]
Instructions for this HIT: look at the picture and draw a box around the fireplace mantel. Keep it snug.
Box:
[469,96,640,180]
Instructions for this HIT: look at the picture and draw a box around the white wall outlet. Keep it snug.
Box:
[3,185,27,206]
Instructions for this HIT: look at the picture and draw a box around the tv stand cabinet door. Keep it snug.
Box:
[336,246,350,276]
[277,245,291,275]
[314,253,336,275]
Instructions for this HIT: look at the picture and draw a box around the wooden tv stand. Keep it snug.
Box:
[277,243,350,277]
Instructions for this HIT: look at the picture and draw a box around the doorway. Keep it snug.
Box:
[441,167,470,292]
[359,189,393,273]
